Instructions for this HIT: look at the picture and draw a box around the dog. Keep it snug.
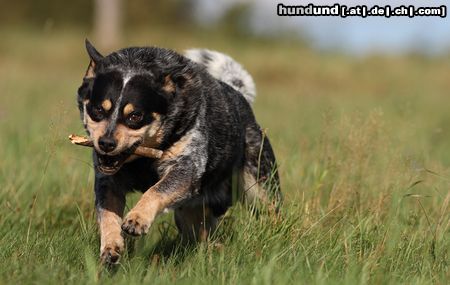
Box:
[77,40,281,264]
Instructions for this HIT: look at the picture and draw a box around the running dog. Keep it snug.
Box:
[77,40,281,264]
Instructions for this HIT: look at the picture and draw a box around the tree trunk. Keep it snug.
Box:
[94,0,123,50]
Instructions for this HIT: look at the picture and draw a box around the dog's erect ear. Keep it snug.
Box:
[84,39,104,79]
[85,39,104,62]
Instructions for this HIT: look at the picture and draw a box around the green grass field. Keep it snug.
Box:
[0,26,448,284]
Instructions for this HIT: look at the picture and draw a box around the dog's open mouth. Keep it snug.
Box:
[95,141,143,175]
[96,152,130,175]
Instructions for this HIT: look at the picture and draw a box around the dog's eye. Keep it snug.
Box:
[128,112,143,123]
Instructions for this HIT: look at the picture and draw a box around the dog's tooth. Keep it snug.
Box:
[113,161,119,166]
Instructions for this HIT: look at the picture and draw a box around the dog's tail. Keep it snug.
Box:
[184,49,256,104]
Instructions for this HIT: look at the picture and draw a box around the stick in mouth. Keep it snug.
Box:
[68,134,163,159]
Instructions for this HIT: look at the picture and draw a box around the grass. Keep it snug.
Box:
[0,25,449,284]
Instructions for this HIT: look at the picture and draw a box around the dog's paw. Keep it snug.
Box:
[121,211,152,236]
[100,240,124,265]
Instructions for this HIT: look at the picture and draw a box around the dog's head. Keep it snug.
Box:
[77,40,186,175]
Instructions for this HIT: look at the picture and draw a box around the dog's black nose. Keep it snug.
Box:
[98,136,117,153]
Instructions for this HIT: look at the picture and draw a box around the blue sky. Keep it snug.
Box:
[194,0,450,55]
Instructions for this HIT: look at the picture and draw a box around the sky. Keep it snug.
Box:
[193,0,450,55]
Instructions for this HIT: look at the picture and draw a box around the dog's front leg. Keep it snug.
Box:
[122,167,193,236]
[95,177,126,264]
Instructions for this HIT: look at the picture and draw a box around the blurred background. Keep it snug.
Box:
[1,0,449,53]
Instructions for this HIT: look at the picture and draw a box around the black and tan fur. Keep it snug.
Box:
[77,40,281,264]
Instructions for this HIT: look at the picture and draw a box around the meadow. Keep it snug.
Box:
[0,26,448,284]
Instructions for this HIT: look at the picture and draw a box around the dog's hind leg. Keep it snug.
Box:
[174,203,219,243]
[242,124,282,212]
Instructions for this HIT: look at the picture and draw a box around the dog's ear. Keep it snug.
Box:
[161,73,188,96]
[78,39,103,103]
[84,39,104,79]
[162,75,176,95]
[85,39,103,62]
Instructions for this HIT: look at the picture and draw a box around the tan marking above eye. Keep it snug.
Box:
[102,99,112,111]
[123,103,135,117]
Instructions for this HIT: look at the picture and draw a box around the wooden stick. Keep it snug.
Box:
[68,134,163,159]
